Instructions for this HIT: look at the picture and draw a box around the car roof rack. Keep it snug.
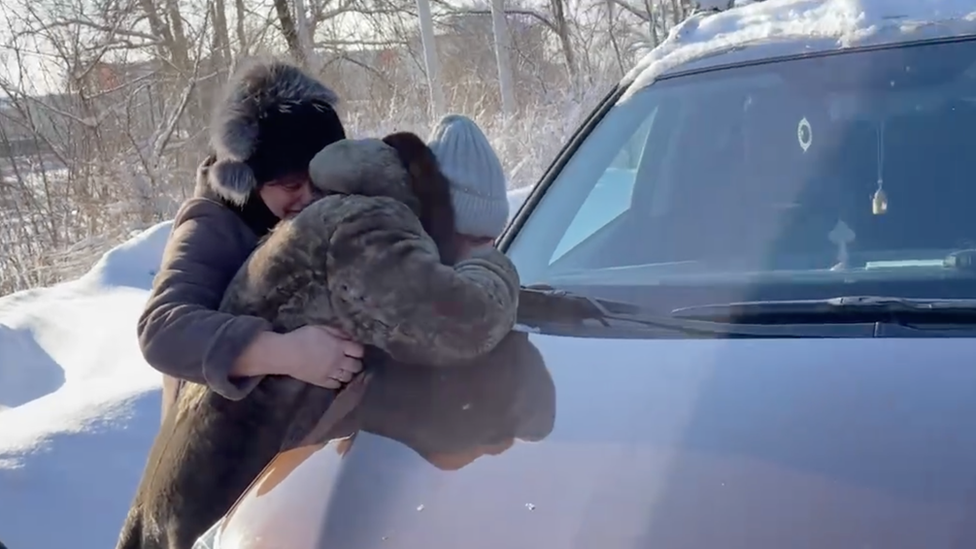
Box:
[695,0,768,15]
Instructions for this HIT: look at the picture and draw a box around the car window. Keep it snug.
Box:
[550,109,655,262]
[506,37,976,305]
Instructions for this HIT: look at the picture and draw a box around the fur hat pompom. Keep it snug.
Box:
[208,158,257,206]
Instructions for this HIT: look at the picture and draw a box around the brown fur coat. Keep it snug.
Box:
[115,133,520,549]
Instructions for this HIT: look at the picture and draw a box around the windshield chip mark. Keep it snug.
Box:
[797,116,812,152]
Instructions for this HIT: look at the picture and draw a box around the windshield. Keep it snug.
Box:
[507,37,976,311]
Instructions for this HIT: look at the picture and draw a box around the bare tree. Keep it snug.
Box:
[489,0,516,115]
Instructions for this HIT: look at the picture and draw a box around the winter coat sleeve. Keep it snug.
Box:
[137,198,272,400]
[327,195,520,366]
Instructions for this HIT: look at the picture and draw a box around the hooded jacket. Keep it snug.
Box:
[137,58,344,421]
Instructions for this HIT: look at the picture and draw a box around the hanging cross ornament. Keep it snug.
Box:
[829,219,855,269]
[872,120,888,215]
[797,116,812,152]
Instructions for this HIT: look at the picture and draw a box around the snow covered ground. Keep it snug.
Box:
[0,188,534,549]
[0,221,173,549]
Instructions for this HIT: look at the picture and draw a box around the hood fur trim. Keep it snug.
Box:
[208,57,340,205]
[309,132,459,264]
[309,137,419,210]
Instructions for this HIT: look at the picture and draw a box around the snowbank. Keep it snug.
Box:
[0,221,172,549]
[0,187,533,549]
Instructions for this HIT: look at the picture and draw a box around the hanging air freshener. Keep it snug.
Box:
[872,188,888,215]
[872,120,888,215]
[797,116,812,152]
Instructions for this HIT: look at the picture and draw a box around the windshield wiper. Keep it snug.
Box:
[518,285,869,337]
[671,295,976,326]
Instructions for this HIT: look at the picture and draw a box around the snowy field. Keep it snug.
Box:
[0,189,533,549]
[4,0,976,546]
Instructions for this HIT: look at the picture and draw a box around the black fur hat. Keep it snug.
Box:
[207,57,346,205]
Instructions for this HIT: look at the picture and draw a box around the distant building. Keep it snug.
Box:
[0,92,78,158]
[83,59,160,94]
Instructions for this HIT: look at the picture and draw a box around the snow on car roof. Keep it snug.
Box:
[619,0,976,102]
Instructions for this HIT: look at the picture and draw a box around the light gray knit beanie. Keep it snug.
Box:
[427,114,509,238]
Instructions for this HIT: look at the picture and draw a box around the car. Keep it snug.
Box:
[195,0,976,547]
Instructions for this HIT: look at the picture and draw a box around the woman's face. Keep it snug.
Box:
[259,173,315,219]
[455,233,496,257]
